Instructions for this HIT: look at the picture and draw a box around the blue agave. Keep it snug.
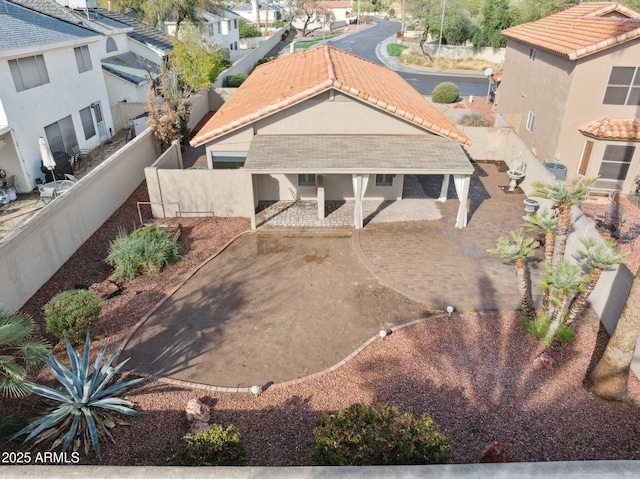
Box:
[11,334,148,460]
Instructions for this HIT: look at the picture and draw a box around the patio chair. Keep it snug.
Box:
[65,174,78,183]
[36,185,56,206]
[618,223,640,251]
[71,147,90,170]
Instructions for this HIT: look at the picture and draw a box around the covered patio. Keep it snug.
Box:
[245,134,474,230]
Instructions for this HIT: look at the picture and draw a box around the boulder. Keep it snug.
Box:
[478,442,509,463]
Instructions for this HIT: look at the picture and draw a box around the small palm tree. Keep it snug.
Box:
[489,231,540,322]
[0,309,49,397]
[565,238,624,326]
[523,211,557,313]
[541,259,589,343]
[533,178,594,267]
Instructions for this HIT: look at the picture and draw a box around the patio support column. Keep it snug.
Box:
[317,175,325,219]
[249,173,257,231]
[351,173,369,229]
[453,174,471,228]
[438,174,450,202]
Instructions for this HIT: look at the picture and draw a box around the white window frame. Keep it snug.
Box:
[79,106,96,140]
[375,174,394,187]
[9,55,50,92]
[603,66,640,106]
[598,144,635,181]
[526,111,535,133]
[298,174,316,187]
[74,46,93,73]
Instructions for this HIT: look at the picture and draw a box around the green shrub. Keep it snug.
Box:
[224,74,249,87]
[256,56,276,66]
[44,289,102,344]
[387,43,408,57]
[523,314,550,340]
[105,225,179,282]
[273,19,284,28]
[431,82,460,104]
[238,18,260,38]
[313,403,449,466]
[460,113,489,127]
[172,424,247,466]
[388,8,395,16]
[0,414,28,439]
[406,23,416,31]
[554,326,576,344]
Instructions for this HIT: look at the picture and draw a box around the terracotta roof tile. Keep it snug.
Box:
[502,2,640,60]
[190,46,471,147]
[580,116,640,140]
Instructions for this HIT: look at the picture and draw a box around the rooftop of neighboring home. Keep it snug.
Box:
[580,117,640,141]
[190,45,471,147]
[0,0,96,51]
[501,1,640,60]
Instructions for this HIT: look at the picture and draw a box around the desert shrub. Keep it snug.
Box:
[523,314,550,339]
[105,225,179,282]
[0,308,49,397]
[313,403,449,466]
[273,19,284,28]
[257,56,276,66]
[44,289,102,344]
[172,424,247,466]
[554,326,576,344]
[406,23,416,31]
[431,82,460,104]
[10,335,147,460]
[224,74,249,87]
[460,113,489,127]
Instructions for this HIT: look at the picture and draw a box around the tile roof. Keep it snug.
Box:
[579,116,640,141]
[101,51,159,85]
[0,0,96,51]
[502,2,640,60]
[190,45,471,147]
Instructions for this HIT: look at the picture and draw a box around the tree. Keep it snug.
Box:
[168,25,228,93]
[296,0,324,37]
[523,211,557,313]
[472,0,514,47]
[585,267,640,401]
[565,238,624,327]
[238,18,261,38]
[512,0,578,24]
[0,309,48,397]
[147,67,191,151]
[489,231,539,322]
[532,178,593,267]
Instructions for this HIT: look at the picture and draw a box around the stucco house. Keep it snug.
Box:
[189,46,474,230]
[165,8,241,56]
[0,0,115,192]
[497,2,640,195]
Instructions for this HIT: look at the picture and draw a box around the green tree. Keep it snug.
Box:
[585,267,640,401]
[513,0,578,23]
[238,18,261,38]
[541,259,588,343]
[168,25,228,92]
[523,211,557,313]
[0,309,48,397]
[564,238,624,327]
[532,179,593,267]
[489,230,540,322]
[472,0,513,47]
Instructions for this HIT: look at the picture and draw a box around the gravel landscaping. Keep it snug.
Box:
[2,182,640,466]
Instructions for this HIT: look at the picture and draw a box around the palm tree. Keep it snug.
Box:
[565,238,624,327]
[0,309,49,397]
[532,178,594,267]
[523,210,557,313]
[489,230,540,322]
[541,259,588,344]
[585,267,640,401]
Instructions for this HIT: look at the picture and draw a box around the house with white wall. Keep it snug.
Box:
[0,0,115,192]
[165,8,241,57]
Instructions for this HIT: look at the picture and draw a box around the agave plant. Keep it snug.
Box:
[11,334,148,460]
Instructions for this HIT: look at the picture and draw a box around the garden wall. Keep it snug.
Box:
[0,129,161,312]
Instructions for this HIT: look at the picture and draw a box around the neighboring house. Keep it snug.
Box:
[498,2,640,194]
[0,0,115,192]
[293,1,353,32]
[165,9,241,54]
[189,46,474,230]
[231,2,285,27]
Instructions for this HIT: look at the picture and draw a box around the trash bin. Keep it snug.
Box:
[544,162,567,181]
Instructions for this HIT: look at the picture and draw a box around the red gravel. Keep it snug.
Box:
[2,182,640,467]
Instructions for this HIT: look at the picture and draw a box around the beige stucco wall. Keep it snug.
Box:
[560,42,640,193]
[496,40,574,165]
[0,129,161,312]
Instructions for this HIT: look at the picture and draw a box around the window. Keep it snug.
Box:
[598,144,635,181]
[529,48,536,61]
[603,66,640,105]
[234,19,238,29]
[298,174,316,187]
[526,111,535,132]
[211,151,246,169]
[79,107,96,140]
[217,22,221,34]
[578,141,593,176]
[375,174,394,187]
[9,55,50,92]
[44,115,78,155]
[74,46,92,73]
[106,37,117,53]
